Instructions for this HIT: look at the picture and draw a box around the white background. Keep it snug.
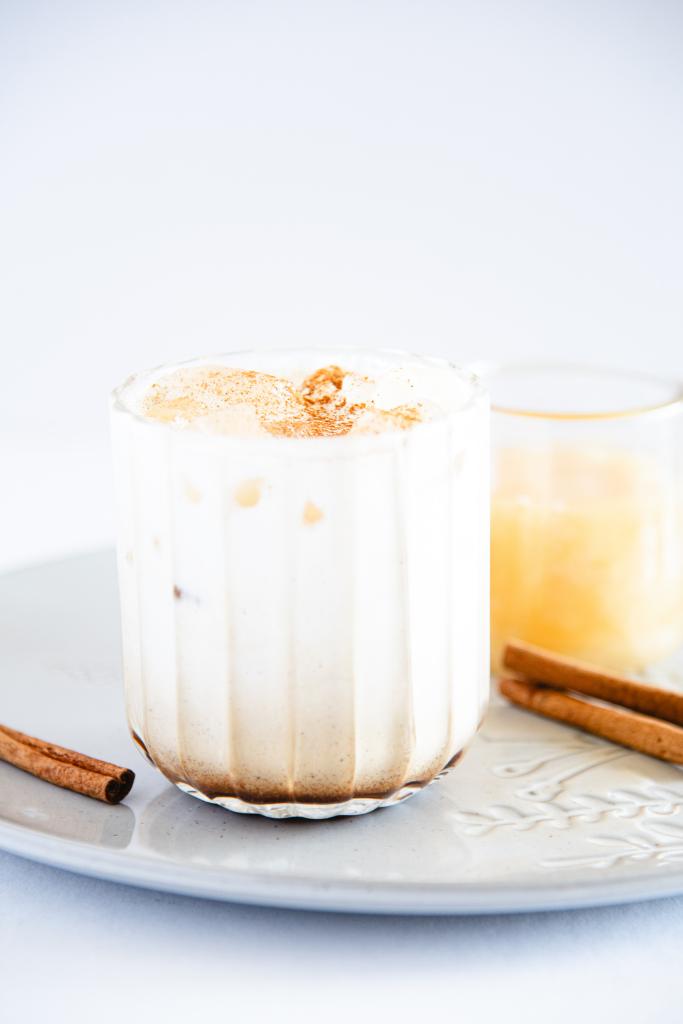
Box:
[1,1,683,1020]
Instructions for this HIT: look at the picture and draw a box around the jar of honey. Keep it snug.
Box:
[484,363,683,673]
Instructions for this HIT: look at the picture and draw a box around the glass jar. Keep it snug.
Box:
[485,362,683,673]
[111,349,489,818]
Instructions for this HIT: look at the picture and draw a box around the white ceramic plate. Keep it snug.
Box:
[3,552,683,914]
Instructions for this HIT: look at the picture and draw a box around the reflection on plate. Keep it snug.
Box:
[0,763,134,849]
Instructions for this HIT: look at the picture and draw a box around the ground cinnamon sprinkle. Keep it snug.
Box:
[142,363,426,438]
[353,403,423,432]
[298,365,359,436]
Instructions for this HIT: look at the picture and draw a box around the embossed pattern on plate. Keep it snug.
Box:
[1,551,683,914]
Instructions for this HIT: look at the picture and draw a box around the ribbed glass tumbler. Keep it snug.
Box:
[111,349,489,818]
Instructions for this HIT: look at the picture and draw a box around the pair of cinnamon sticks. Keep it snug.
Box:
[501,640,683,764]
[0,723,134,804]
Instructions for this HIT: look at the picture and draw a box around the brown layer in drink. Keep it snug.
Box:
[132,730,463,806]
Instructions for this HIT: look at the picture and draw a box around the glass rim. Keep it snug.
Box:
[110,346,487,455]
[472,359,683,422]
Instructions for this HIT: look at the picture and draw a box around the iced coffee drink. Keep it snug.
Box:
[111,350,489,818]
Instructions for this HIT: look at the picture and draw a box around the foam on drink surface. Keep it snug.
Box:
[141,363,441,438]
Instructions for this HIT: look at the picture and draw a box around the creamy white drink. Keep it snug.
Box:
[111,350,489,818]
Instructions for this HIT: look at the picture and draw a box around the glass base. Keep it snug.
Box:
[174,781,417,819]
[173,754,463,819]
[132,729,465,819]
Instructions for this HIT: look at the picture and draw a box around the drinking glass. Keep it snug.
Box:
[484,362,683,672]
[111,349,489,818]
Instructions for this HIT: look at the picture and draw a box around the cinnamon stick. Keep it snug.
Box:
[503,640,683,728]
[0,724,134,803]
[500,676,683,764]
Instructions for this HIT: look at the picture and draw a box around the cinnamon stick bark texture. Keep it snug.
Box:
[500,677,683,765]
[504,640,683,728]
[0,724,135,803]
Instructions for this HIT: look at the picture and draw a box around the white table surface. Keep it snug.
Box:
[2,2,683,1018]
[4,850,683,1023]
